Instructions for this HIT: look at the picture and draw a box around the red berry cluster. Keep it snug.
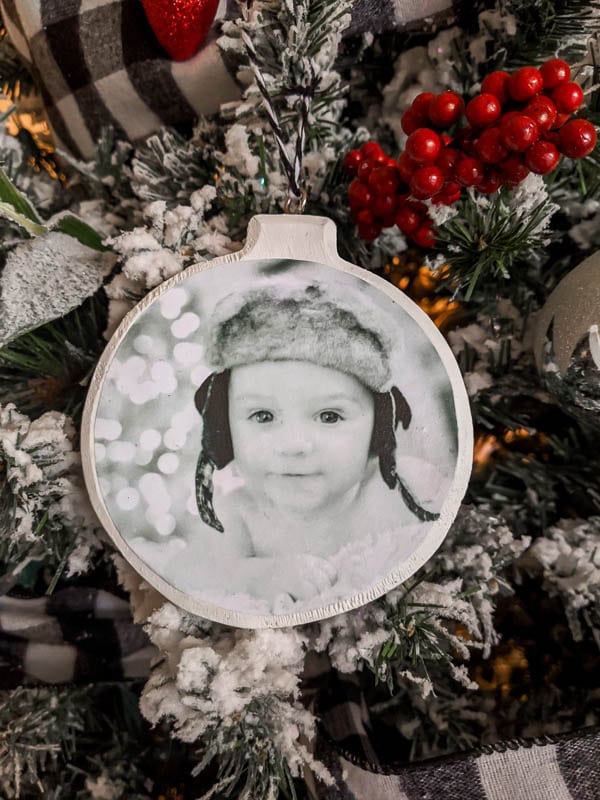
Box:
[344,59,597,244]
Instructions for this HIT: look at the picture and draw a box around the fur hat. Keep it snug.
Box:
[204,282,393,391]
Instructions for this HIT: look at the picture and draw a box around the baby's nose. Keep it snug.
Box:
[276,425,315,456]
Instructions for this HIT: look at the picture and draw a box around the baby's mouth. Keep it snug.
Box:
[273,472,321,478]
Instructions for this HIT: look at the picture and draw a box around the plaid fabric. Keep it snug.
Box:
[312,728,600,800]
[0,0,241,158]
[1,0,459,159]
[0,586,155,686]
[311,729,600,800]
[303,657,600,799]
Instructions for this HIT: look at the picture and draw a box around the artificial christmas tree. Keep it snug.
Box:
[0,1,600,798]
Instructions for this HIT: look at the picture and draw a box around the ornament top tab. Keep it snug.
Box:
[82,215,473,628]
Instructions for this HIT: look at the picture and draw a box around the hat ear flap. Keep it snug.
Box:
[391,385,411,430]
[372,390,399,489]
[194,371,233,469]
[195,453,224,533]
[194,371,232,533]
[374,386,440,523]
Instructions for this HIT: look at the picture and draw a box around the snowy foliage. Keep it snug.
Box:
[314,505,528,692]
[522,517,600,645]
[0,686,80,799]
[0,403,102,581]
[218,0,354,210]
[433,506,531,656]
[448,299,529,395]
[141,604,332,798]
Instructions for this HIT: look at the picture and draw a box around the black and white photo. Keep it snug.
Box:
[86,256,469,625]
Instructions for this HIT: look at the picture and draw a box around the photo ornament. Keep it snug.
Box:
[82,215,473,627]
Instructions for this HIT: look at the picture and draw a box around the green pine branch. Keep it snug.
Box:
[434,189,556,301]
[0,684,154,800]
[0,291,108,422]
[0,686,86,799]
[469,380,600,534]
[501,0,600,67]
[132,124,220,206]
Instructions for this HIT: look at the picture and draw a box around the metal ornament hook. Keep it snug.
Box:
[284,188,308,214]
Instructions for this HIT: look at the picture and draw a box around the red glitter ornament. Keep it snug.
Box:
[141,0,220,62]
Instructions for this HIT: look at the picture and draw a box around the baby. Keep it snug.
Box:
[166,281,439,608]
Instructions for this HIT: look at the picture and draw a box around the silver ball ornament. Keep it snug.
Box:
[534,251,600,430]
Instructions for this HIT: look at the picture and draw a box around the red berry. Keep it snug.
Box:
[475,170,502,194]
[557,118,598,158]
[368,165,400,195]
[455,156,484,186]
[550,112,571,130]
[481,71,510,104]
[552,81,584,114]
[397,151,419,182]
[524,96,557,133]
[357,221,382,240]
[454,126,477,155]
[476,127,508,164]
[432,180,462,204]
[348,180,373,208]
[466,93,502,127]
[395,205,422,235]
[361,141,384,159]
[543,129,560,145]
[500,155,530,186]
[356,209,382,240]
[500,114,539,152]
[412,223,436,248]
[412,92,436,116]
[443,180,461,195]
[524,140,560,174]
[410,165,444,199]
[401,108,422,135]
[405,199,429,215]
[373,193,398,219]
[356,208,375,225]
[431,189,458,206]
[508,67,543,102]
[406,128,442,165]
[343,149,363,176]
[358,159,373,184]
[540,58,571,90]
[436,147,461,177]
[501,110,521,125]
[428,91,465,128]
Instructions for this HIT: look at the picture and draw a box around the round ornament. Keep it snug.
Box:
[82,215,473,628]
[534,251,600,430]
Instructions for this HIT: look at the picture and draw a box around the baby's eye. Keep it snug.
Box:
[318,410,343,424]
[250,410,274,423]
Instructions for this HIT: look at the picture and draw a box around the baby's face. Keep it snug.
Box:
[228,360,375,516]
